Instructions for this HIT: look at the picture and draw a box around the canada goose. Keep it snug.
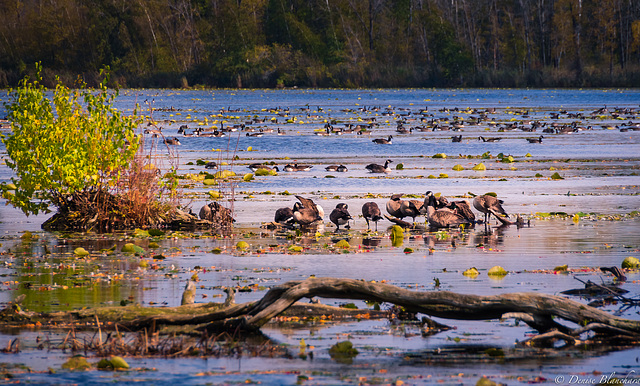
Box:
[478,136,501,142]
[330,203,353,230]
[164,137,181,145]
[325,164,348,172]
[400,199,423,222]
[449,200,476,223]
[452,135,462,142]
[473,194,508,224]
[274,203,299,225]
[293,196,324,226]
[420,191,449,211]
[248,163,279,172]
[284,163,313,172]
[144,128,162,137]
[365,159,392,173]
[386,193,404,218]
[526,135,544,143]
[372,135,393,144]
[362,202,383,231]
[181,280,196,305]
[205,161,218,169]
[424,193,471,228]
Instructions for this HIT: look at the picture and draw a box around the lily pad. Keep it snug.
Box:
[122,243,145,255]
[463,267,480,277]
[236,241,250,250]
[62,355,91,371]
[335,240,351,249]
[452,164,464,171]
[432,153,447,159]
[243,173,254,182]
[74,247,90,257]
[472,163,486,171]
[288,245,303,253]
[622,256,640,269]
[551,172,564,180]
[487,266,508,276]
[329,341,359,364]
[554,264,568,272]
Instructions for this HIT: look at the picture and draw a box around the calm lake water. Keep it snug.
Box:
[0,88,640,384]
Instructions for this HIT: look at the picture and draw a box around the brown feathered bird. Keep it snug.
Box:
[293,196,324,226]
[330,203,353,230]
[424,193,471,228]
[362,202,383,231]
[473,194,508,224]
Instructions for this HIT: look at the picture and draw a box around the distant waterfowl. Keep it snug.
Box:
[365,159,392,173]
[293,196,324,226]
[362,202,383,231]
[325,164,348,172]
[164,137,181,145]
[248,163,279,172]
[372,135,393,144]
[473,194,508,224]
[205,161,218,169]
[478,136,501,142]
[144,128,162,137]
[330,203,353,230]
[452,135,462,142]
[246,132,264,137]
[526,135,544,143]
[284,163,313,172]
[423,192,471,228]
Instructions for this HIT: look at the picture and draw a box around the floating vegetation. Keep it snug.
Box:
[621,256,640,269]
[487,266,508,276]
[463,267,480,277]
[473,163,487,171]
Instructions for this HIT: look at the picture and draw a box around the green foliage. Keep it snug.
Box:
[0,0,638,88]
[1,64,141,216]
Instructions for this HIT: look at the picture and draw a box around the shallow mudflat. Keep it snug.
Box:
[0,88,639,384]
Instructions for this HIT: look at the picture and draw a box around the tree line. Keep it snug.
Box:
[1,0,639,88]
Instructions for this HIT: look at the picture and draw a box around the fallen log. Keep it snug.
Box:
[124,277,640,343]
[6,277,640,347]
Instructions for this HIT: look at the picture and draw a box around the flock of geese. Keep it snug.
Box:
[273,192,509,231]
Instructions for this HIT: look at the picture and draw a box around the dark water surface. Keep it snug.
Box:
[0,88,640,384]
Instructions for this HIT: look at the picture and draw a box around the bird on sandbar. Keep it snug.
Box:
[330,203,353,230]
[248,163,279,172]
[423,192,471,228]
[365,159,392,173]
[293,195,324,226]
[325,164,348,172]
[473,194,508,224]
[362,202,383,231]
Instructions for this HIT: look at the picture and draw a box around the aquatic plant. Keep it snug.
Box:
[0,64,177,230]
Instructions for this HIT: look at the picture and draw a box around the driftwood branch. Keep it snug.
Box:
[122,277,640,343]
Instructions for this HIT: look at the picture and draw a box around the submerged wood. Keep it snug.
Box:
[123,277,640,343]
[5,277,640,347]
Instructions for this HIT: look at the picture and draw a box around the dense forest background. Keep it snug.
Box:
[1,0,640,88]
